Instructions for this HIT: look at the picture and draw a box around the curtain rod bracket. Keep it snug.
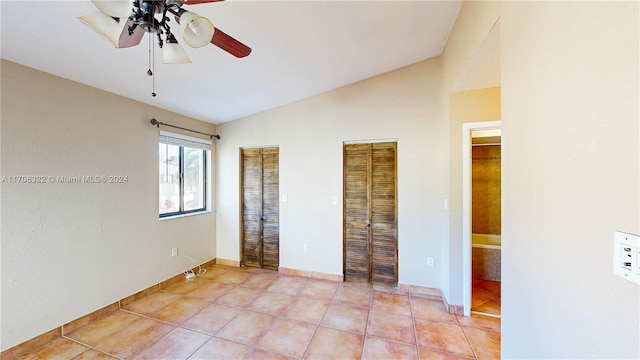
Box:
[150,118,220,140]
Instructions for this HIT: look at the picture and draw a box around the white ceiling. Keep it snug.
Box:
[1,0,462,124]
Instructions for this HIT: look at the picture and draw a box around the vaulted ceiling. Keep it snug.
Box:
[1,0,463,124]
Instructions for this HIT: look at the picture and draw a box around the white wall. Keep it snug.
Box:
[216,59,446,287]
[0,60,217,350]
[500,2,639,358]
[443,1,640,358]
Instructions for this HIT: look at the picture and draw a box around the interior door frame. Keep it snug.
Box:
[343,139,398,285]
[462,121,501,316]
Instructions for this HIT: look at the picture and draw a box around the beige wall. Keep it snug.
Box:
[447,87,502,304]
[500,2,639,357]
[0,60,217,350]
[216,59,446,289]
[444,1,639,358]
[438,0,503,305]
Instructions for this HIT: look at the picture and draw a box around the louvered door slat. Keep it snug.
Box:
[370,142,397,285]
[344,144,371,282]
[241,149,262,267]
[261,148,280,270]
[344,142,397,286]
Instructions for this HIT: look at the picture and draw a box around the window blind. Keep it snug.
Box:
[159,130,211,151]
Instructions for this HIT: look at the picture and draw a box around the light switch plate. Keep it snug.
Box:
[613,231,640,285]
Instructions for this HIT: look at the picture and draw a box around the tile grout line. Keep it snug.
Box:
[297,279,342,360]
[45,267,496,360]
[248,285,306,359]
[122,278,238,359]
[206,273,286,359]
[408,293,422,359]
[410,292,483,359]
[144,287,241,357]
[180,324,218,360]
[356,285,374,359]
[126,324,182,359]
[458,320,480,360]
[64,308,177,360]
[164,270,292,359]
[232,271,323,359]
[62,334,124,360]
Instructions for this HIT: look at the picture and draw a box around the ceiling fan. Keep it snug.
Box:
[78,0,251,64]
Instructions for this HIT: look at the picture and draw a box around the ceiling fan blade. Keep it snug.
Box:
[118,18,145,48]
[210,28,252,58]
[180,0,225,4]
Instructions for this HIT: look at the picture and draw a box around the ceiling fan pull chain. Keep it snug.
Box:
[147,33,157,97]
[147,32,153,76]
[152,34,156,97]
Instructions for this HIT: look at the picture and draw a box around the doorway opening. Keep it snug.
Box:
[462,121,501,317]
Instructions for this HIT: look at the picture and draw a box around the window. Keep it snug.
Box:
[159,132,209,217]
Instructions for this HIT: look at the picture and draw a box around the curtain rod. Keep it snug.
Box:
[150,118,220,140]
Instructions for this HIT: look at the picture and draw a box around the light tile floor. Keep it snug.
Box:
[471,279,501,317]
[17,265,500,359]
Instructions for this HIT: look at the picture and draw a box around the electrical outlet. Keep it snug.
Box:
[613,231,640,285]
[427,257,434,267]
[621,244,633,271]
[171,247,178,257]
[304,244,309,253]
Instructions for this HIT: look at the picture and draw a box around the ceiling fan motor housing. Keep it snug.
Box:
[80,0,252,59]
[135,0,165,33]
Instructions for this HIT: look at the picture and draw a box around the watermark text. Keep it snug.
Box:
[1,175,129,184]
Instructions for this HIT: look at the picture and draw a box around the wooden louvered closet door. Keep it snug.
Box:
[242,149,262,268]
[343,142,397,286]
[241,148,279,270]
[261,148,280,269]
[344,144,371,282]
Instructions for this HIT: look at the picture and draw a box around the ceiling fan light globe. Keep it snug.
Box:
[162,43,192,64]
[91,0,132,18]
[78,11,122,48]
[180,11,215,48]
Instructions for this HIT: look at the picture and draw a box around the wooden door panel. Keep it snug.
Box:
[370,142,397,285]
[345,197,368,222]
[242,149,262,267]
[345,183,369,223]
[371,205,395,225]
[344,144,371,282]
[262,148,280,269]
[344,142,397,286]
[371,227,397,285]
[344,144,369,227]
[241,147,279,270]
[344,225,369,282]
